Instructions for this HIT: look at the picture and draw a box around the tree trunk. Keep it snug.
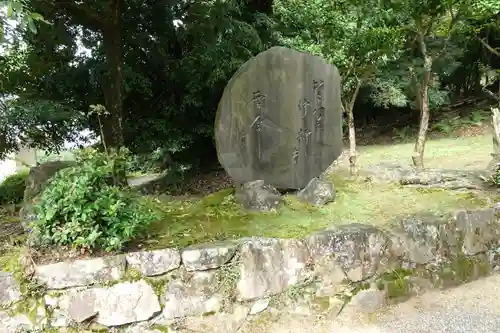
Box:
[101,0,124,149]
[412,55,432,169]
[346,104,357,176]
[344,77,365,176]
[102,0,127,187]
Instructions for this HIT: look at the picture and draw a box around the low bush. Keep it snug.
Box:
[31,148,160,252]
[0,170,29,205]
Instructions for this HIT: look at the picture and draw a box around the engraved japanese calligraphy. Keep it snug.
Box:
[215,46,343,189]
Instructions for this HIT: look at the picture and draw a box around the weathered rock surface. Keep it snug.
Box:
[126,248,180,276]
[235,180,283,211]
[0,271,21,306]
[35,255,125,289]
[296,177,336,205]
[20,161,75,233]
[0,311,33,332]
[392,213,459,265]
[237,237,310,300]
[46,288,99,327]
[23,161,75,203]
[362,163,487,189]
[162,271,222,319]
[181,241,238,271]
[48,280,161,327]
[123,323,165,333]
[96,280,161,326]
[455,208,500,255]
[347,288,387,313]
[181,305,249,333]
[250,298,270,315]
[215,46,343,190]
[306,224,391,281]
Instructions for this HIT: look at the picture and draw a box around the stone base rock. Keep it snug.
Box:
[362,163,489,190]
[296,177,336,205]
[235,180,283,211]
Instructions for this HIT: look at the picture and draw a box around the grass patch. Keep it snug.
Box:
[135,175,490,250]
[357,134,491,170]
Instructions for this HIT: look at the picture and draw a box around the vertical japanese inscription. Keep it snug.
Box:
[298,98,311,119]
[250,90,266,161]
[312,79,325,169]
[239,129,247,164]
[293,79,325,164]
[293,98,312,164]
[313,79,325,132]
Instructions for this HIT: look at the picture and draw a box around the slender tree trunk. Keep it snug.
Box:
[101,0,124,149]
[412,28,433,169]
[344,77,365,176]
[412,55,432,169]
[346,104,357,176]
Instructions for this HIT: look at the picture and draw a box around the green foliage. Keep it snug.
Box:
[275,0,405,105]
[490,162,500,186]
[1,0,499,168]
[0,0,48,41]
[0,169,28,204]
[31,148,160,251]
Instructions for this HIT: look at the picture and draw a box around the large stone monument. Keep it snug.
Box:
[215,46,343,189]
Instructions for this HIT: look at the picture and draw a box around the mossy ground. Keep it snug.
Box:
[137,174,492,250]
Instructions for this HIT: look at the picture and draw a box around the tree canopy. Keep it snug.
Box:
[0,0,499,169]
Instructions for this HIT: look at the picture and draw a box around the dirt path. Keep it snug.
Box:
[240,274,500,333]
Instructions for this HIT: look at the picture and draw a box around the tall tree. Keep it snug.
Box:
[404,0,469,168]
[275,0,404,174]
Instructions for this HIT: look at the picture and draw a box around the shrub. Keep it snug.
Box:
[0,170,29,205]
[491,162,500,186]
[31,148,160,252]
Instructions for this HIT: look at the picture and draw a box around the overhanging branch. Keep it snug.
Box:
[478,37,500,57]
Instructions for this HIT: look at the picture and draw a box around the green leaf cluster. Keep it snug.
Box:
[31,148,160,252]
[0,169,28,205]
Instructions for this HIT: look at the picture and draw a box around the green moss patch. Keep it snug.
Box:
[135,176,489,250]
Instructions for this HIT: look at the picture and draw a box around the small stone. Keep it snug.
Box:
[0,271,22,306]
[35,255,126,289]
[126,248,180,276]
[182,241,238,271]
[237,237,310,301]
[95,280,161,326]
[296,178,336,205]
[162,271,222,319]
[348,289,386,313]
[250,298,269,315]
[235,180,283,211]
[182,305,249,333]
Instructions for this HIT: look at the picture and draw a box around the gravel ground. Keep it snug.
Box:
[241,274,500,333]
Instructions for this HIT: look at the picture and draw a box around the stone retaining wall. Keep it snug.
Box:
[2,205,500,332]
